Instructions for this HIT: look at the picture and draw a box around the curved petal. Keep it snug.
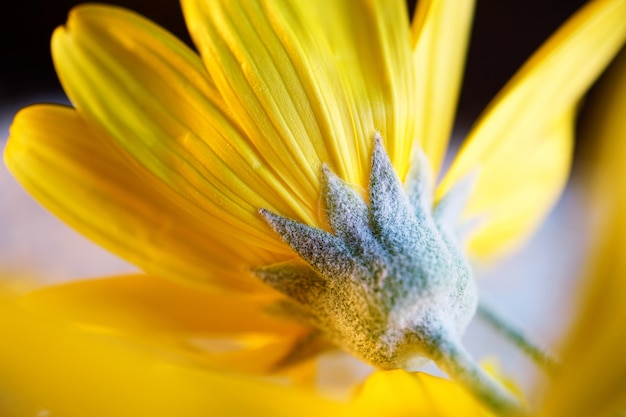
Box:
[411,0,475,176]
[541,47,626,417]
[51,4,311,250]
[466,106,574,257]
[0,294,347,417]
[351,370,489,416]
[17,274,311,374]
[438,0,626,257]
[182,0,417,187]
[5,104,285,292]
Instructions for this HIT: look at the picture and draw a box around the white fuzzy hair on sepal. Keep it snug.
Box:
[257,134,477,370]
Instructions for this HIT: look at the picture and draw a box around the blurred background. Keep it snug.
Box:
[0,0,602,403]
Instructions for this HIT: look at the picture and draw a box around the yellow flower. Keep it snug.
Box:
[3,0,626,415]
[9,0,626,293]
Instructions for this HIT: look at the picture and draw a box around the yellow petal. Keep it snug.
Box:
[308,0,418,179]
[411,0,475,176]
[0,294,347,417]
[18,274,310,374]
[540,46,626,417]
[438,0,626,258]
[5,104,283,292]
[182,0,417,188]
[464,105,574,257]
[51,4,310,249]
[351,370,491,416]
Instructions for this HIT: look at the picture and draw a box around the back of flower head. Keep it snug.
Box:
[256,134,525,414]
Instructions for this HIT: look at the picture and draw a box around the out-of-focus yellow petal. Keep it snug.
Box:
[51,4,310,249]
[540,46,626,417]
[182,0,416,188]
[0,294,347,417]
[18,274,311,374]
[465,106,574,257]
[438,0,626,258]
[4,104,284,292]
[411,0,475,176]
[350,370,491,416]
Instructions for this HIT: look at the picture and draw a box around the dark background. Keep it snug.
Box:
[0,0,588,131]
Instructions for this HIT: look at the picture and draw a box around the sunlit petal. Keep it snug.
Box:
[51,4,308,249]
[438,0,626,257]
[5,104,284,292]
[182,0,416,188]
[411,0,475,175]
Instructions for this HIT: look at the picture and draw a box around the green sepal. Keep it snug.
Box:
[257,134,477,369]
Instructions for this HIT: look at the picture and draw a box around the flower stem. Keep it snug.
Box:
[477,301,559,374]
[427,333,527,416]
